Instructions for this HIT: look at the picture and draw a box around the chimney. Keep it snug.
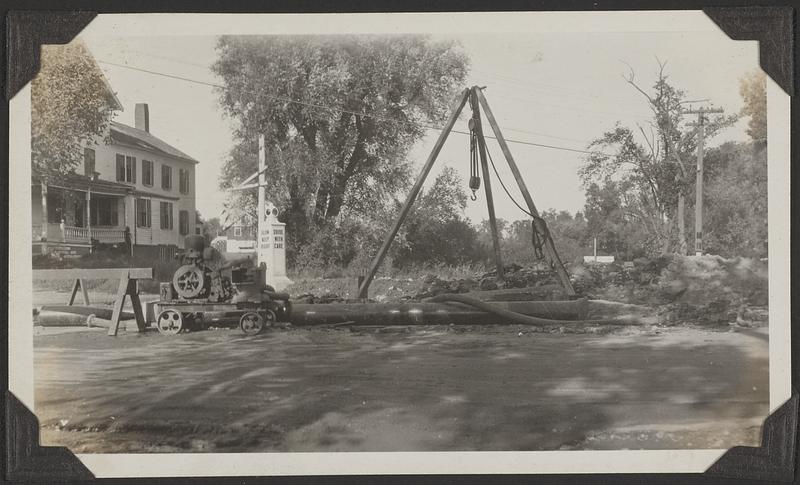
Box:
[135,103,149,132]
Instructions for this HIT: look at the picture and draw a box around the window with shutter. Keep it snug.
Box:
[116,154,125,181]
[142,160,153,186]
[118,154,137,183]
[179,169,189,194]
[136,198,151,228]
[160,202,173,230]
[162,165,172,190]
[179,210,189,235]
[84,148,95,176]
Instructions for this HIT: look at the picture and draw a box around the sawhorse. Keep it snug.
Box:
[33,268,153,336]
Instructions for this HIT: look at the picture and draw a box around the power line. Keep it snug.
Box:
[98,59,613,157]
[470,67,655,107]
[488,91,651,121]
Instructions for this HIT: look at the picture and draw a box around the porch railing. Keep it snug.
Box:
[34,224,126,244]
[63,225,90,241]
[89,227,127,243]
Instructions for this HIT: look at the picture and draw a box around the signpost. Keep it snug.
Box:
[247,135,292,289]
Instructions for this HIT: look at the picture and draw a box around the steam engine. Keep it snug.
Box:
[170,236,243,302]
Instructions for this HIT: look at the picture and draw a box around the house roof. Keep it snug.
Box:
[35,173,133,196]
[110,121,200,164]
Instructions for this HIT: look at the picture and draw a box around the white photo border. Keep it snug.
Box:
[7,10,791,477]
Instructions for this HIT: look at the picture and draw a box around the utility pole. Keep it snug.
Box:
[685,106,723,256]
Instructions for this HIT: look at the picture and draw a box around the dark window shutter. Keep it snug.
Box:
[84,148,95,176]
[116,155,125,181]
[131,158,137,184]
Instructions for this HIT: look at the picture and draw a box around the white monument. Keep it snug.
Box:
[257,202,292,290]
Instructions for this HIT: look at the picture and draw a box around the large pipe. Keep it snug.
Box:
[38,305,135,321]
[465,285,570,302]
[426,294,632,326]
[289,299,589,326]
[36,308,135,328]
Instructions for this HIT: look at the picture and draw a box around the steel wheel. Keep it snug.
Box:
[239,312,265,336]
[173,265,205,299]
[156,309,184,335]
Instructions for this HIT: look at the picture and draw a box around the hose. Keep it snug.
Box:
[425,293,630,326]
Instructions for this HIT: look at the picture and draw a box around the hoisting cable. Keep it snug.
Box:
[426,293,629,326]
[484,146,548,260]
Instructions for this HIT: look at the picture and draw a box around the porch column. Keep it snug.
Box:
[40,183,48,254]
[86,189,92,253]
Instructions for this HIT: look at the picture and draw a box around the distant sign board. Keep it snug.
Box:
[583,255,615,264]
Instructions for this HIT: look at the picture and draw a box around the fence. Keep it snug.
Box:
[133,244,179,262]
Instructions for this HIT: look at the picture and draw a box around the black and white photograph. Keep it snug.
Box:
[6,10,792,477]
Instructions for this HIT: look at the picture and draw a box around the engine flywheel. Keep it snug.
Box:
[173,264,205,299]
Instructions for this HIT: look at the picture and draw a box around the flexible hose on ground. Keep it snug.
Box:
[425,293,631,326]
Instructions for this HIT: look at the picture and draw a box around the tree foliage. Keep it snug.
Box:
[31,41,118,181]
[699,142,768,257]
[212,35,470,259]
[739,70,767,144]
[396,167,485,267]
[580,61,735,255]
[488,211,590,266]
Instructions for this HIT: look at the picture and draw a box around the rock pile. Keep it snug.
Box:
[570,255,768,326]
[290,255,769,328]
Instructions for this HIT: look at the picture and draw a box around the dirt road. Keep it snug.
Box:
[34,324,768,453]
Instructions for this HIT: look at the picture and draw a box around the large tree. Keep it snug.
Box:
[580,61,734,255]
[701,141,768,257]
[212,35,469,254]
[32,41,119,181]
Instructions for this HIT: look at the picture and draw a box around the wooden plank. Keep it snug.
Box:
[80,278,90,305]
[68,279,80,306]
[107,275,130,336]
[358,88,471,299]
[128,280,148,333]
[32,268,153,280]
[476,89,575,296]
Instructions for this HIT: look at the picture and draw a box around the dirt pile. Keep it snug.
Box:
[414,262,560,299]
[289,255,769,327]
[571,255,768,326]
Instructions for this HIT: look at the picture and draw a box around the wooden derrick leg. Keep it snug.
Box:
[68,278,90,306]
[108,275,130,336]
[476,88,575,296]
[357,88,470,299]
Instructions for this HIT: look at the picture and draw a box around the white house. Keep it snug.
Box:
[32,59,199,258]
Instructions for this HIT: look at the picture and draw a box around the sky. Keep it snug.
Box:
[83,25,759,225]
